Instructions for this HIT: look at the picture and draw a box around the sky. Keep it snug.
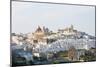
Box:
[12,1,95,36]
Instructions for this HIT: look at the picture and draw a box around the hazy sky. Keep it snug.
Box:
[12,1,95,36]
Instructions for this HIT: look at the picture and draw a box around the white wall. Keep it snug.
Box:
[0,0,99,67]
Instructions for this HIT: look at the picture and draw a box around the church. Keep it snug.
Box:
[33,26,48,45]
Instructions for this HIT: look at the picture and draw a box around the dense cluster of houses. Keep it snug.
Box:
[11,25,96,65]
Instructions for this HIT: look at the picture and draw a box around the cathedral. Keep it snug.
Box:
[33,26,48,45]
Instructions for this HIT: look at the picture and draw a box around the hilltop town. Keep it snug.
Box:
[11,25,96,66]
